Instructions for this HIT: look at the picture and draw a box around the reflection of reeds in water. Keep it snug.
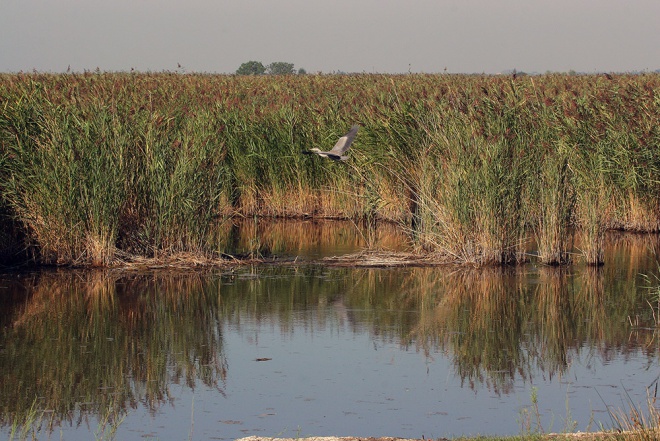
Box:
[2,243,660,433]
[406,254,659,393]
[0,271,227,433]
[533,266,607,374]
[533,267,572,371]
[605,232,660,282]
[341,269,428,340]
[408,268,531,394]
[224,218,408,258]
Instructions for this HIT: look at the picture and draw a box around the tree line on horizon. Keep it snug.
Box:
[236,60,306,75]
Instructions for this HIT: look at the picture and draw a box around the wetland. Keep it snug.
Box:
[2,72,660,439]
[2,222,660,440]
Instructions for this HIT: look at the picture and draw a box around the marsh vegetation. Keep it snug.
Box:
[1,72,659,267]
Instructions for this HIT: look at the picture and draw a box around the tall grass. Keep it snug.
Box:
[605,388,660,441]
[1,72,660,266]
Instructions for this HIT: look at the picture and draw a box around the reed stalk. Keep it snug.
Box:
[535,149,576,265]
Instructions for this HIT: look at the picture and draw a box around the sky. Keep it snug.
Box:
[2,0,660,75]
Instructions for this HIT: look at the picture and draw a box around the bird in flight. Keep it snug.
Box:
[304,125,359,161]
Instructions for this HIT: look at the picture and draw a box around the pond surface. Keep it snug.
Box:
[1,221,660,440]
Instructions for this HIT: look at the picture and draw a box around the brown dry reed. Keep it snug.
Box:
[1,72,660,266]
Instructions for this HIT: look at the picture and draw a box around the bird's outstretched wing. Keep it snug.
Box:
[329,125,359,155]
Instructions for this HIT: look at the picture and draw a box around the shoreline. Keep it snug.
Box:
[235,432,620,441]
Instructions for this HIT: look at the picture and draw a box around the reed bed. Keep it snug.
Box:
[1,72,659,266]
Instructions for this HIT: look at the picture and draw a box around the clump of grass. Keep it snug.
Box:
[535,150,576,265]
[528,98,577,265]
[0,95,119,265]
[519,386,544,435]
[577,189,608,266]
[93,403,126,441]
[2,72,660,266]
[7,398,46,441]
[605,387,660,441]
[390,80,531,265]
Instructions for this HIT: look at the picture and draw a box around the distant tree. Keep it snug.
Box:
[236,61,266,75]
[267,62,295,75]
[297,67,307,75]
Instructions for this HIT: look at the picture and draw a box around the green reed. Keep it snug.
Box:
[1,72,660,265]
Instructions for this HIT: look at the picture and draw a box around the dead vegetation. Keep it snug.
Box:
[321,249,452,267]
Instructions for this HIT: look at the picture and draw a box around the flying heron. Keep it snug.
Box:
[304,125,359,161]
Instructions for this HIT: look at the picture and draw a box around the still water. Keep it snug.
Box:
[1,221,660,440]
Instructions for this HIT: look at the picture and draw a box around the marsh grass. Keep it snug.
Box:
[533,133,576,265]
[604,387,660,441]
[1,73,660,266]
[4,399,126,441]
[7,398,44,441]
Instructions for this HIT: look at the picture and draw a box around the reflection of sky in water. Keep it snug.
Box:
[110,317,658,440]
[2,229,660,440]
[2,307,659,440]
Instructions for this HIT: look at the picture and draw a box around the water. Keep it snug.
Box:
[1,222,660,440]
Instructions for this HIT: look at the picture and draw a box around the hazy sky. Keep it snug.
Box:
[2,0,659,74]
